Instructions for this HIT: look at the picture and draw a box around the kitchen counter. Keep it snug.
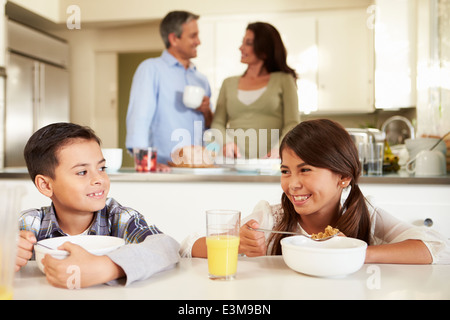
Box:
[1,167,450,185]
[13,257,450,300]
[2,167,450,244]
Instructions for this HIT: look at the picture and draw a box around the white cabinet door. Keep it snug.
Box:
[196,9,374,114]
[317,9,374,113]
[265,15,318,114]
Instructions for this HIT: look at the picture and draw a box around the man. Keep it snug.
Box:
[126,11,212,165]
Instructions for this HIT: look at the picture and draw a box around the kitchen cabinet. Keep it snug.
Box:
[195,8,374,114]
[317,9,374,113]
[374,0,417,109]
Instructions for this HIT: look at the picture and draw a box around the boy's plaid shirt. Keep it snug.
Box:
[19,197,162,243]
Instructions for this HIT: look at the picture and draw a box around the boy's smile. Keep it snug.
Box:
[46,138,110,234]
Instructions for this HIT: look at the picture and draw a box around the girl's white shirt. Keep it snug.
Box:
[180,187,450,264]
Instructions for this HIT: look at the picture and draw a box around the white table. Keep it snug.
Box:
[13,256,450,300]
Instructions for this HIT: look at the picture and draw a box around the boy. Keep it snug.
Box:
[16,122,180,288]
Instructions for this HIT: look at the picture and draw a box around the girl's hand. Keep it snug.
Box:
[239,220,266,257]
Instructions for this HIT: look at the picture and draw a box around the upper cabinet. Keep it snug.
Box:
[374,0,417,110]
[195,7,375,114]
[317,9,374,113]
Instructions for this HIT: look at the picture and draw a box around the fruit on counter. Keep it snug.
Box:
[383,140,400,172]
[134,149,157,172]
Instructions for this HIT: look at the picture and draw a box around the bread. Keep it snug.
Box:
[169,145,216,168]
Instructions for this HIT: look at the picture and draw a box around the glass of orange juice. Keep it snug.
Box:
[0,185,24,300]
[206,210,241,280]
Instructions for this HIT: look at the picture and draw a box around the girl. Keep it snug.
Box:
[186,119,449,264]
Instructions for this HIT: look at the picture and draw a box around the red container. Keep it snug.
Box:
[133,148,157,172]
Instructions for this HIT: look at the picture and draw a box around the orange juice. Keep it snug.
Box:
[206,235,240,278]
[0,286,13,300]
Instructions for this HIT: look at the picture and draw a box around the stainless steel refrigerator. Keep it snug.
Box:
[4,20,69,167]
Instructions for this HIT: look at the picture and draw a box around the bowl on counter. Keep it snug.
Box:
[281,236,367,277]
[34,235,125,274]
[102,148,123,172]
[405,138,446,160]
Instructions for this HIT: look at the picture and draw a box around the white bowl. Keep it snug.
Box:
[34,235,125,274]
[281,236,367,277]
[102,148,123,172]
[405,138,446,160]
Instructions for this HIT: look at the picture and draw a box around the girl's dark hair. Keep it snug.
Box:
[24,122,101,183]
[246,22,297,80]
[268,119,371,255]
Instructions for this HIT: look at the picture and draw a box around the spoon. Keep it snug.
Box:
[248,227,339,241]
[35,243,56,250]
[429,131,450,151]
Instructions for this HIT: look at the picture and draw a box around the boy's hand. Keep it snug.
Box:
[42,242,124,288]
[239,220,267,257]
[15,230,37,272]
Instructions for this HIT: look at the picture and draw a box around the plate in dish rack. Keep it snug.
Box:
[233,159,281,173]
[169,167,230,175]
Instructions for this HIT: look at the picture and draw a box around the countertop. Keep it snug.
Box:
[1,167,450,185]
[13,257,450,300]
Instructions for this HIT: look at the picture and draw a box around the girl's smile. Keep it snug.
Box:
[290,194,312,205]
[280,147,348,229]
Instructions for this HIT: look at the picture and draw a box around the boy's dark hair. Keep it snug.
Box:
[24,122,101,184]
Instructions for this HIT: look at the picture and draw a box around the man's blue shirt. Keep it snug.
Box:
[125,50,211,164]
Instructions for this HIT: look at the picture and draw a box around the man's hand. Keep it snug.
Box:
[196,96,213,128]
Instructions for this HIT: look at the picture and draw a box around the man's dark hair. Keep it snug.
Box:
[159,10,199,49]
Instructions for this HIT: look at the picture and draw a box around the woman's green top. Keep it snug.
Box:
[211,72,300,158]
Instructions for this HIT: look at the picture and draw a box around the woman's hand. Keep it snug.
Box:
[223,142,241,159]
[239,220,266,257]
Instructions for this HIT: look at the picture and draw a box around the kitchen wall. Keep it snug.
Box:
[0,0,5,65]
[6,0,448,151]
[8,0,376,149]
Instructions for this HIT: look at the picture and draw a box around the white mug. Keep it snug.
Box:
[183,85,205,109]
[406,150,446,176]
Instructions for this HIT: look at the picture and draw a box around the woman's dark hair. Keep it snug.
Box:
[24,122,101,183]
[268,119,371,254]
[246,22,297,80]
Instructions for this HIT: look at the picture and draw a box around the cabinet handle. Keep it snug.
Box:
[423,218,433,227]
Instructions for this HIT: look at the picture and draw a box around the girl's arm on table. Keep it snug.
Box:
[365,240,432,264]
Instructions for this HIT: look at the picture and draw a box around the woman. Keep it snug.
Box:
[186,119,449,265]
[211,22,300,159]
